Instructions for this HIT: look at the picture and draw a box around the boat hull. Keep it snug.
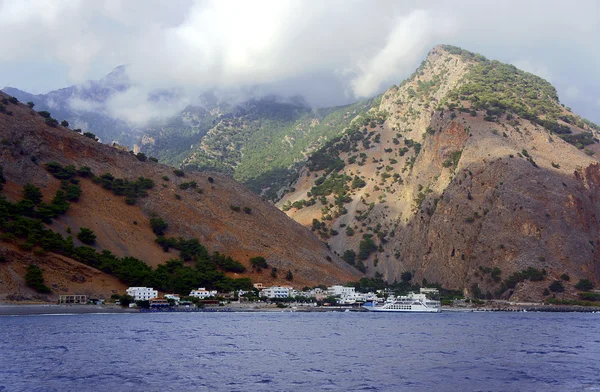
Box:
[366,306,441,313]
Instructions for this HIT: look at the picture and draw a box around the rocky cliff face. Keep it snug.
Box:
[278,45,600,300]
[0,92,360,301]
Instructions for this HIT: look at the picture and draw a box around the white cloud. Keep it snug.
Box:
[103,86,191,125]
[351,10,455,97]
[0,0,599,122]
[564,86,580,100]
[510,59,553,82]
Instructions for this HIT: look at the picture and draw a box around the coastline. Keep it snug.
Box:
[0,304,139,316]
[2,303,599,316]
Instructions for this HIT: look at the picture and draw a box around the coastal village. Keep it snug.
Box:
[121,284,385,309]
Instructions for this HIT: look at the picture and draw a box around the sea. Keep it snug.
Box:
[0,311,599,392]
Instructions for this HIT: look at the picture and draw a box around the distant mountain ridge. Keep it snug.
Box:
[3,65,132,145]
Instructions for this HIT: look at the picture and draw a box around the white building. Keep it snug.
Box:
[261,286,291,299]
[126,287,158,301]
[164,294,181,304]
[327,285,356,297]
[189,288,217,299]
[337,291,378,304]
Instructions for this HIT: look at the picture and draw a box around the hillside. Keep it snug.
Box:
[278,45,600,301]
[4,78,377,200]
[141,96,376,199]
[0,93,360,302]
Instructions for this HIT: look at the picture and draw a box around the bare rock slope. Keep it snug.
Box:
[279,45,600,300]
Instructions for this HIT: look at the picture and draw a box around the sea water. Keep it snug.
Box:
[1,311,599,391]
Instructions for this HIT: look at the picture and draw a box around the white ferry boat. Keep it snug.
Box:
[363,291,441,313]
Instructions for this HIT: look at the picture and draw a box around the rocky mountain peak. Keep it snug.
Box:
[277,45,600,301]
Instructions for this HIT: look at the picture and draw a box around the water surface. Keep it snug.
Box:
[1,311,598,391]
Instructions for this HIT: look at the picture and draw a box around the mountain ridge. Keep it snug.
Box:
[277,44,600,301]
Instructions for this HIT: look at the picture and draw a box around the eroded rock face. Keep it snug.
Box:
[0,91,361,300]
[279,45,600,298]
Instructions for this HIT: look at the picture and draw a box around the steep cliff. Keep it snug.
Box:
[278,45,600,300]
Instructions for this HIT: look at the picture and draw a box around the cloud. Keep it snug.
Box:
[103,87,192,125]
[510,59,553,82]
[0,0,599,123]
[351,10,456,97]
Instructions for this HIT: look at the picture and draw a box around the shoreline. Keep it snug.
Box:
[0,304,139,316]
[1,303,599,316]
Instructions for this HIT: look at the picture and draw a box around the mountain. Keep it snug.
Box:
[2,66,136,145]
[3,75,376,199]
[276,45,600,301]
[138,96,377,199]
[0,92,360,302]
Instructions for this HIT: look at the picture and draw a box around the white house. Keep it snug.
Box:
[261,286,291,299]
[337,291,378,304]
[126,287,158,301]
[164,294,181,304]
[326,285,356,297]
[189,288,217,299]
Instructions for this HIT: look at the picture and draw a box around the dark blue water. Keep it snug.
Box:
[1,311,599,392]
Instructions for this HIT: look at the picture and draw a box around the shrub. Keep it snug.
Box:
[543,288,550,296]
[45,162,76,180]
[45,118,58,127]
[162,176,169,181]
[578,292,600,301]
[179,181,197,190]
[149,217,168,236]
[135,153,147,162]
[27,102,35,109]
[285,270,293,281]
[83,132,98,141]
[243,207,252,214]
[250,256,268,271]
[173,169,184,177]
[548,280,565,293]
[38,110,51,118]
[575,279,594,291]
[24,264,51,293]
[64,184,82,201]
[342,249,356,265]
[77,227,97,245]
[230,205,241,212]
[351,176,366,189]
[212,252,246,273]
[23,183,43,204]
[560,273,570,281]
[76,166,93,177]
[60,120,69,127]
[401,271,413,282]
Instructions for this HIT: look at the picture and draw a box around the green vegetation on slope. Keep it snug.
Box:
[0,164,254,295]
[181,97,377,199]
[441,45,599,149]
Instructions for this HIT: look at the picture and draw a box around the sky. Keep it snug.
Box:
[0,0,599,124]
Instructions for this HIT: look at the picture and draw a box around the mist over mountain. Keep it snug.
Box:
[1,1,599,125]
